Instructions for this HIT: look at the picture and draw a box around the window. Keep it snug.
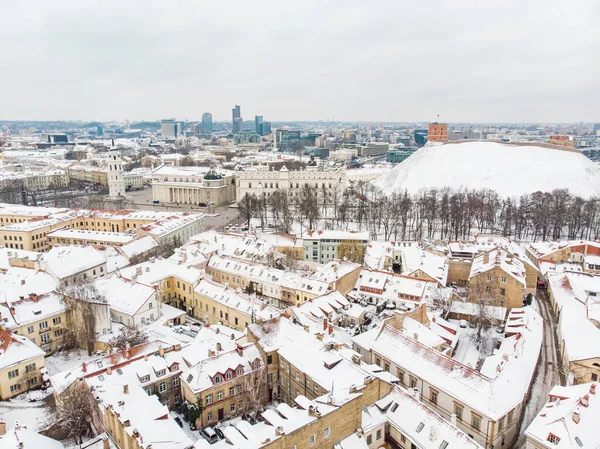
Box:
[25,363,36,373]
[230,402,236,412]
[501,277,507,283]
[140,375,150,383]
[206,394,213,405]
[471,414,481,430]
[397,369,405,384]
[8,369,19,379]
[454,403,463,421]
[41,333,51,344]
[309,434,316,447]
[229,387,235,396]
[324,427,331,439]
[507,409,513,423]
[400,434,406,443]
[53,317,61,325]
[217,391,223,401]
[267,355,273,364]
[366,435,372,445]
[173,377,179,387]
[547,434,561,444]
[430,389,438,405]
[54,328,64,337]
[592,373,598,381]
[226,371,232,380]
[409,376,417,388]
[157,369,165,377]
[10,384,20,393]
[500,288,506,296]
[207,412,213,422]
[376,429,382,440]
[39,321,48,329]
[159,382,167,393]
[314,384,319,395]
[237,384,243,394]
[487,275,492,281]
[214,375,221,384]
[149,302,153,309]
[236,368,243,376]
[498,416,504,432]
[27,326,34,334]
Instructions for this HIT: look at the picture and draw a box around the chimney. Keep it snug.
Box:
[333,263,337,273]
[450,413,457,427]
[275,426,285,436]
[216,342,222,352]
[158,346,165,357]
[323,318,328,331]
[10,307,16,316]
[236,345,243,356]
[103,436,110,449]
[136,266,142,276]
[82,362,87,373]
[414,333,419,341]
[123,384,129,395]
[0,420,6,436]
[591,383,597,395]
[144,353,148,361]
[107,367,112,375]
[20,279,25,285]
[429,425,437,442]
[328,324,333,335]
[572,407,581,424]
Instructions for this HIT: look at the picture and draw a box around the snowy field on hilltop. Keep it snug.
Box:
[372,141,600,198]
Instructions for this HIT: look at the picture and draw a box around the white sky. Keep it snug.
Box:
[1,0,598,123]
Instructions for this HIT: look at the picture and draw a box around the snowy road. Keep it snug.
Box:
[515,290,562,448]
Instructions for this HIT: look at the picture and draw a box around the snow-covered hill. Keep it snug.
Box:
[372,141,600,198]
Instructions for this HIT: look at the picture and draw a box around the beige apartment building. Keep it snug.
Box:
[180,343,267,429]
[0,329,47,399]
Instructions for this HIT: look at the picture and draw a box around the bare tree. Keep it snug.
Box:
[240,365,268,420]
[467,275,500,344]
[238,193,258,228]
[53,380,96,445]
[107,325,148,351]
[432,287,453,318]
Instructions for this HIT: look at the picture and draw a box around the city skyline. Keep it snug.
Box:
[1,0,598,123]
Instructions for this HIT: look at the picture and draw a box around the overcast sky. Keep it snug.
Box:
[1,0,598,123]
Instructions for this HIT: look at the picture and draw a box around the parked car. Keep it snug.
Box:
[152,200,160,204]
[200,427,219,444]
[199,202,207,207]
[459,320,467,328]
[214,428,225,439]
[174,417,183,428]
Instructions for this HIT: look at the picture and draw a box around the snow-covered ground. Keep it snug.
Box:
[372,141,600,199]
[0,389,53,431]
[451,320,503,370]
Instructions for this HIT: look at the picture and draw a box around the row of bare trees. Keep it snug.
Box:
[238,183,600,241]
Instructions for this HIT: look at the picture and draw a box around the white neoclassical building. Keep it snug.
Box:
[235,164,347,199]
[151,165,236,206]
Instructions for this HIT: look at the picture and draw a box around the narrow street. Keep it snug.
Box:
[515,289,563,448]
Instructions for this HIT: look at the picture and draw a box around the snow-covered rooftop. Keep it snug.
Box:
[525,382,599,449]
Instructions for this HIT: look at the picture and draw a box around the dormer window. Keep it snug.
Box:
[156,369,166,377]
[214,375,222,384]
[226,371,233,380]
[236,368,243,376]
[140,375,150,383]
[170,364,179,372]
[547,434,561,444]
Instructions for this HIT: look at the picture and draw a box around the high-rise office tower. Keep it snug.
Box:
[255,115,263,135]
[232,105,242,134]
[161,119,176,138]
[262,121,272,135]
[202,113,213,135]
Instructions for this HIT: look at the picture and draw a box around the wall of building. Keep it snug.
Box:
[0,354,46,400]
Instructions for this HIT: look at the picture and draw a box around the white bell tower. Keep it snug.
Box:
[108,149,126,199]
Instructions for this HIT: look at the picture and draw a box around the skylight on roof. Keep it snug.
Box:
[439,441,448,449]
[416,422,424,433]
[575,437,583,447]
